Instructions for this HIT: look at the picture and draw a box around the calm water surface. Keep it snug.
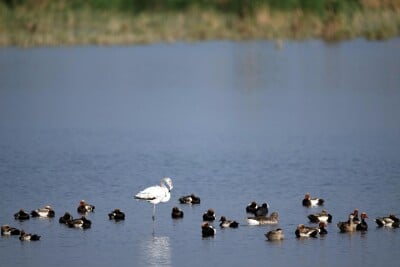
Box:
[0,39,400,267]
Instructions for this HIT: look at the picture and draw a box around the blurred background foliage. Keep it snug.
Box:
[1,0,396,16]
[0,0,399,46]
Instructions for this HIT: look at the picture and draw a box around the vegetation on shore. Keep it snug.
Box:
[0,0,399,47]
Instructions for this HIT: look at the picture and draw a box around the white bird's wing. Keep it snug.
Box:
[135,185,169,204]
[135,185,161,200]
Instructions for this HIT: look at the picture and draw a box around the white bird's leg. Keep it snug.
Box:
[152,204,156,235]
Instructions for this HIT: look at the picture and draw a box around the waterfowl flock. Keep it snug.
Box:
[2,200,122,242]
[133,178,398,240]
[2,177,399,244]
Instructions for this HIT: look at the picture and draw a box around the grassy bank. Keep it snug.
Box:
[0,0,399,47]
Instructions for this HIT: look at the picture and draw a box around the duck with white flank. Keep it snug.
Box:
[295,224,319,238]
[134,177,173,222]
[307,209,333,223]
[375,214,400,228]
[179,194,200,204]
[203,209,216,221]
[219,216,239,228]
[171,207,184,219]
[247,211,279,225]
[31,205,55,218]
[19,230,41,241]
[59,212,74,224]
[14,209,30,221]
[1,225,21,236]
[77,200,95,214]
[108,209,125,221]
[201,222,216,237]
[67,216,92,229]
[246,201,258,214]
[302,193,324,207]
[265,228,285,241]
[356,212,368,231]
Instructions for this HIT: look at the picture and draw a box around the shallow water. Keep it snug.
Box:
[0,39,400,267]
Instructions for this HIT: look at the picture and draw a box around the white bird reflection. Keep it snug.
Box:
[141,236,171,266]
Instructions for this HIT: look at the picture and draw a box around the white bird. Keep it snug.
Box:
[134,177,173,222]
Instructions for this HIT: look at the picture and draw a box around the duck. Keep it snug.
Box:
[179,194,200,204]
[295,224,319,238]
[247,211,279,225]
[1,225,21,236]
[14,209,30,221]
[253,203,269,217]
[202,209,216,221]
[108,209,126,221]
[337,214,357,233]
[318,222,328,235]
[302,193,324,207]
[307,209,333,223]
[201,222,216,237]
[59,212,73,224]
[375,214,400,228]
[67,216,92,229]
[77,200,95,214]
[265,228,285,241]
[246,201,258,214]
[351,209,360,224]
[31,205,55,218]
[356,212,368,231]
[219,216,239,228]
[171,207,184,219]
[19,230,41,241]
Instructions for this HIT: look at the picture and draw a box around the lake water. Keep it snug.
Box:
[0,39,399,267]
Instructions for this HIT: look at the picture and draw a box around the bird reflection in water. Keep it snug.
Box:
[141,236,171,266]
